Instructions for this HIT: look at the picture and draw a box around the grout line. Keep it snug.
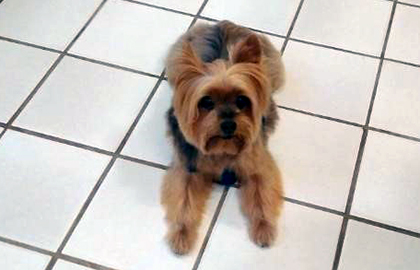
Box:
[348,216,420,239]
[8,125,114,156]
[117,154,169,170]
[121,0,195,18]
[192,187,229,270]
[0,236,55,257]
[66,53,162,79]
[343,130,369,215]
[7,125,175,172]
[278,105,363,128]
[385,57,420,68]
[368,127,420,143]
[280,0,305,54]
[0,36,62,54]
[331,129,368,270]
[0,122,6,128]
[0,0,109,143]
[396,0,420,8]
[287,37,380,59]
[331,2,398,269]
[58,253,122,270]
[283,197,344,216]
[0,36,163,79]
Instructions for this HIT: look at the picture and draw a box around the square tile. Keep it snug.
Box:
[135,0,204,14]
[352,131,420,232]
[0,130,110,250]
[53,260,91,270]
[339,221,420,270]
[199,189,342,270]
[0,0,102,50]
[386,4,420,65]
[122,81,173,165]
[202,0,302,36]
[15,57,157,151]
[370,61,420,138]
[64,159,223,270]
[276,41,378,123]
[70,0,192,74]
[292,0,392,55]
[0,41,58,122]
[0,242,50,270]
[269,109,362,211]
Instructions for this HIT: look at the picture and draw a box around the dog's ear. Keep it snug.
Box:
[231,34,262,64]
[168,41,204,88]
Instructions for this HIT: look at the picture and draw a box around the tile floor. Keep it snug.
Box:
[0,0,419,269]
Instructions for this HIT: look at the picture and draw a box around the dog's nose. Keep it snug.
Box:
[220,120,237,136]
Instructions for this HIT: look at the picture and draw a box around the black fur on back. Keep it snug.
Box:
[261,99,279,143]
[167,107,198,173]
[188,25,226,63]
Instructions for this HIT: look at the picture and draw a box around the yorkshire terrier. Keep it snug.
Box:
[161,20,285,254]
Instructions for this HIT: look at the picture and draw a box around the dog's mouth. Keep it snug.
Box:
[204,135,245,155]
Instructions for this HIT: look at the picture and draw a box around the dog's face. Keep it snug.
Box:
[170,34,270,156]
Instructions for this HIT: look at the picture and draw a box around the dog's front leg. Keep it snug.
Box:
[161,165,213,255]
[239,152,284,247]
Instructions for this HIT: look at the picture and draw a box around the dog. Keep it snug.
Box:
[161,20,285,255]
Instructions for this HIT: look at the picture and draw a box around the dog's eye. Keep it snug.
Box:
[198,96,215,110]
[236,95,251,110]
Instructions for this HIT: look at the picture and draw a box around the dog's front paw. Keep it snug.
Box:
[167,226,195,255]
[250,220,277,248]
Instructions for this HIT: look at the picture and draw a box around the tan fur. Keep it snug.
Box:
[162,21,285,254]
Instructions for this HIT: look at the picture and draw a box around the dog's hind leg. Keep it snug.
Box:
[161,165,213,254]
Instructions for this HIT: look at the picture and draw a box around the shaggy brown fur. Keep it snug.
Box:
[161,20,285,254]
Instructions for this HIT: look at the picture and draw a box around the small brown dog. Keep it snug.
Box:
[161,20,285,254]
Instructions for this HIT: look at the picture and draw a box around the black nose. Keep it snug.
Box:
[220,120,237,136]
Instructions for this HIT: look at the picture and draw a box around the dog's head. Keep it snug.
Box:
[168,34,270,156]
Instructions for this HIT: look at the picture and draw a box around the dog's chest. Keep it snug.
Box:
[219,169,237,186]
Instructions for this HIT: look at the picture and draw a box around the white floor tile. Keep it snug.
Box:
[0,242,50,270]
[0,0,102,50]
[53,260,91,270]
[0,41,57,123]
[137,0,204,13]
[276,41,378,123]
[202,0,302,36]
[15,57,157,151]
[386,4,420,65]
[352,131,420,232]
[339,221,420,270]
[292,0,392,55]
[64,159,223,270]
[370,61,420,138]
[70,0,192,74]
[199,189,342,270]
[0,130,110,250]
[269,109,362,211]
[122,82,173,165]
